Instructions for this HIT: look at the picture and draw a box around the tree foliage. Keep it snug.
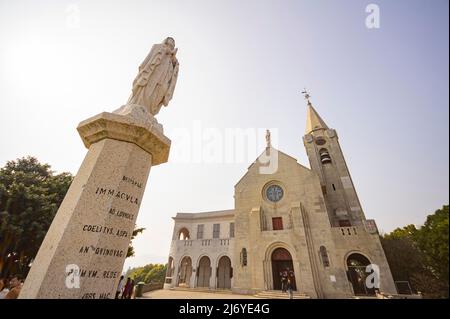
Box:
[127,227,145,258]
[126,263,167,284]
[0,157,73,277]
[381,205,449,298]
[414,205,449,285]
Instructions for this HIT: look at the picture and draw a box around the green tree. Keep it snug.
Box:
[144,264,167,283]
[383,224,418,240]
[380,235,423,283]
[127,263,167,284]
[0,157,73,277]
[381,205,449,298]
[414,205,449,286]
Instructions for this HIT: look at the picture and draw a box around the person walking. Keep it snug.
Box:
[286,278,294,299]
[128,279,135,299]
[287,268,295,290]
[121,277,131,299]
[115,275,124,299]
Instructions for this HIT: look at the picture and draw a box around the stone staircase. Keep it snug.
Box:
[351,295,379,299]
[254,290,311,299]
[172,287,233,295]
[351,293,422,299]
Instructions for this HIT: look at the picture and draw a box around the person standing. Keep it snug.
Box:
[281,269,288,292]
[5,275,22,299]
[286,278,293,299]
[115,275,124,299]
[128,279,135,299]
[0,278,10,299]
[279,271,283,291]
[288,268,295,290]
[121,277,131,299]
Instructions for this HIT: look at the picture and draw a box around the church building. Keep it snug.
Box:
[163,98,397,298]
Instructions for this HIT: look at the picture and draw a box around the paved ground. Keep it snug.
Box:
[142,289,258,299]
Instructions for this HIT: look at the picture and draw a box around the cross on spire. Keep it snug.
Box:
[303,89,329,134]
[301,88,312,105]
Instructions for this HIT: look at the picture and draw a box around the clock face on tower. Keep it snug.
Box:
[266,185,284,202]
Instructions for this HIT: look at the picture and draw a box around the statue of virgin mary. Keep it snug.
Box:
[127,37,179,116]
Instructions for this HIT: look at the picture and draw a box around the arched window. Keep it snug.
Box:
[319,246,330,267]
[240,248,247,266]
[319,148,332,164]
[178,228,190,240]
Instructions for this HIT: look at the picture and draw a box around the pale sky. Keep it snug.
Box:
[0,0,448,270]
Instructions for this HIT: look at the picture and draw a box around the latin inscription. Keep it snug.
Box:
[122,175,142,188]
[79,246,125,258]
[82,224,128,238]
[81,292,112,299]
[108,207,134,221]
[71,181,142,299]
[69,268,119,279]
[95,187,139,205]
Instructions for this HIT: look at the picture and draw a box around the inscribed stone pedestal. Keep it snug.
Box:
[20,107,170,298]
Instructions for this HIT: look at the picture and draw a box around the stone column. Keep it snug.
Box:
[168,262,178,289]
[20,104,170,299]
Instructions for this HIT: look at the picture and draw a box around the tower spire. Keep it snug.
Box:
[302,89,328,134]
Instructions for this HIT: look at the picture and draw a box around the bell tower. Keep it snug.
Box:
[302,91,366,227]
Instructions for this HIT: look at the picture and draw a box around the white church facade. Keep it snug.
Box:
[163,100,397,298]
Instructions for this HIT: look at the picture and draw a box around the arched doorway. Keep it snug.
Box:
[346,253,375,296]
[197,256,211,288]
[217,256,232,289]
[178,256,192,287]
[271,248,296,291]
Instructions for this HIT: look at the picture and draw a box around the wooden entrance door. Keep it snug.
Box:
[197,256,211,288]
[217,256,232,289]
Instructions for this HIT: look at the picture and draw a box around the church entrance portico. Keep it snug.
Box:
[263,243,300,292]
[271,248,297,291]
